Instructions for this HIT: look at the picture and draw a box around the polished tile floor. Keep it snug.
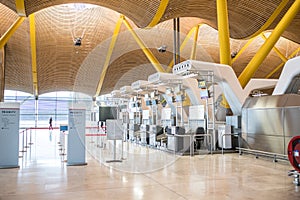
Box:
[1,129,300,200]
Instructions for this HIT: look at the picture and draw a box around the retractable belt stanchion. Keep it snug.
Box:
[24,129,29,148]
[59,131,66,157]
[19,130,25,158]
[20,130,26,153]
[58,125,68,163]
[29,129,33,145]
[96,126,100,148]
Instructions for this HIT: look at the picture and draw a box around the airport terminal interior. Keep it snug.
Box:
[1,0,300,199]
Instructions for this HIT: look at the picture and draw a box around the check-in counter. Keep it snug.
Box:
[167,126,190,153]
[140,124,150,145]
[123,123,129,141]
[129,124,140,142]
[149,125,163,146]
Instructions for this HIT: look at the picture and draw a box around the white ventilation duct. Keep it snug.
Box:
[173,60,278,115]
[273,56,300,95]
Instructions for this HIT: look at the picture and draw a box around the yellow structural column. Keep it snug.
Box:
[94,15,124,97]
[0,17,25,49]
[190,25,200,60]
[217,0,231,65]
[15,0,26,16]
[217,0,231,108]
[261,33,288,62]
[265,47,300,78]
[123,17,165,72]
[238,0,300,87]
[146,0,169,28]
[29,14,38,98]
[0,48,4,102]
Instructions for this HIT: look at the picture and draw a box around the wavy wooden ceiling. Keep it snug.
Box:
[0,0,299,97]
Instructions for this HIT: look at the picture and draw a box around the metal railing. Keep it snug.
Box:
[18,126,107,158]
[236,147,288,162]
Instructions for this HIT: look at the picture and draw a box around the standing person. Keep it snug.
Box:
[49,117,53,130]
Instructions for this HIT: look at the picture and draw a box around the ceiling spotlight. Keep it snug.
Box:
[74,37,82,46]
[158,45,167,53]
[231,51,238,58]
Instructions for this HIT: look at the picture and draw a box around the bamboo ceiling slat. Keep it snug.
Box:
[0,1,299,97]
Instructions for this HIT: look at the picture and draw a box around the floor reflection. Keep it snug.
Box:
[0,129,299,199]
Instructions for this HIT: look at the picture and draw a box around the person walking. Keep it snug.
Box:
[49,117,53,130]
